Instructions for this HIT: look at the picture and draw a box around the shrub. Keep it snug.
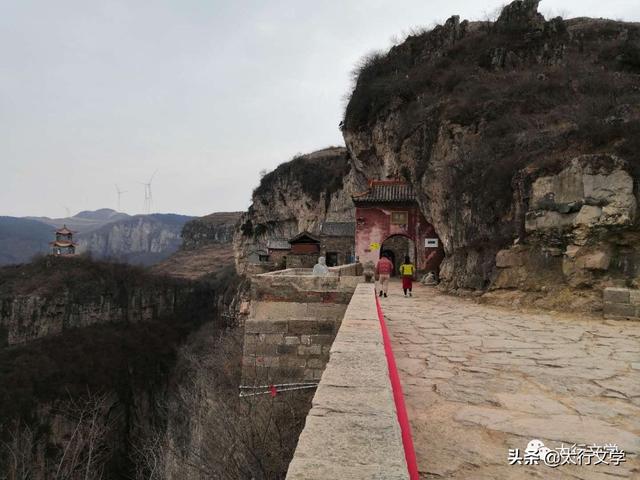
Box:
[253,150,351,203]
[0,256,237,423]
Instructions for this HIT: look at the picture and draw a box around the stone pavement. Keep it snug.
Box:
[381,282,640,479]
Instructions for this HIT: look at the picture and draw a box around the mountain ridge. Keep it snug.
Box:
[0,209,195,266]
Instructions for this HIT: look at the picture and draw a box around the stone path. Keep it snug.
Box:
[382,282,640,479]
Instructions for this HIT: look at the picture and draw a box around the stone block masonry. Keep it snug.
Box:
[243,315,342,381]
[286,283,408,479]
[241,265,361,384]
[603,287,640,320]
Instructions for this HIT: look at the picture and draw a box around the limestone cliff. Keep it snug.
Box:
[181,211,242,250]
[76,213,192,265]
[0,256,194,346]
[233,147,357,273]
[153,211,242,279]
[342,0,640,308]
[0,255,240,479]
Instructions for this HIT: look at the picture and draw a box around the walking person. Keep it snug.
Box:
[375,254,393,298]
[400,255,415,297]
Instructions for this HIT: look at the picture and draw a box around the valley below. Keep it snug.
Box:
[2,0,640,478]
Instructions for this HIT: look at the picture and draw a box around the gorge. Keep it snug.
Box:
[2,0,640,478]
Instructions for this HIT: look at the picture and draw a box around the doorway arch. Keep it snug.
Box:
[380,234,416,276]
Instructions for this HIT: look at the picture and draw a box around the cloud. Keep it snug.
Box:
[1,0,638,217]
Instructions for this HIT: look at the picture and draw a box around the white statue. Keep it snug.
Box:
[363,260,375,283]
[312,256,329,276]
[421,271,438,286]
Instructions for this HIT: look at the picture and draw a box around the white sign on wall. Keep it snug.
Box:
[425,238,439,248]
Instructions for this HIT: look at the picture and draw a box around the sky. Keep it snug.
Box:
[2,0,639,218]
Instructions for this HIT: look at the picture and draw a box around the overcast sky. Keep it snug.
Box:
[2,0,638,218]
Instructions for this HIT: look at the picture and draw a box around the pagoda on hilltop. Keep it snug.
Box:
[50,225,77,256]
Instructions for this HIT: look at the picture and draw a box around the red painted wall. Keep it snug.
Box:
[291,243,320,255]
[355,204,444,273]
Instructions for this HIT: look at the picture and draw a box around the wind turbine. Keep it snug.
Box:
[141,170,157,214]
[115,184,127,211]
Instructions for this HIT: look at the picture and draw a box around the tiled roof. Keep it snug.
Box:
[321,222,355,237]
[55,226,74,235]
[352,180,416,204]
[266,238,291,250]
[289,231,320,244]
[50,241,77,247]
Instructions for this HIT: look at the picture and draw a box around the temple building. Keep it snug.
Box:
[266,238,291,268]
[50,225,77,256]
[319,222,355,267]
[352,180,444,275]
[285,231,321,268]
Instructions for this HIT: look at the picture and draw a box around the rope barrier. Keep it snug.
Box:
[375,293,420,480]
[239,382,319,390]
[238,384,318,398]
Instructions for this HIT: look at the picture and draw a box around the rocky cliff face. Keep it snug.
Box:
[1,287,181,346]
[181,211,241,250]
[342,0,640,306]
[152,212,242,280]
[486,153,640,310]
[76,214,192,265]
[0,255,239,479]
[0,256,192,346]
[233,147,357,273]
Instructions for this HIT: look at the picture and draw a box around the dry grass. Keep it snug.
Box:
[152,244,236,280]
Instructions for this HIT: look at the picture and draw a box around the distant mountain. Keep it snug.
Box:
[27,208,130,233]
[73,208,130,222]
[0,217,53,265]
[76,213,194,266]
[0,210,194,266]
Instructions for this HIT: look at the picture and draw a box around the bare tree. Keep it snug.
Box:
[133,326,313,480]
[0,392,118,480]
[52,391,118,480]
[0,421,35,480]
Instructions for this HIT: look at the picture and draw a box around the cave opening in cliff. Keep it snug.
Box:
[353,180,446,276]
[381,234,415,276]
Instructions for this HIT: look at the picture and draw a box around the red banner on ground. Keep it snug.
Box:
[375,294,420,480]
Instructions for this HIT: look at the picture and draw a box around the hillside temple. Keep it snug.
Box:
[352,180,444,275]
[50,225,77,256]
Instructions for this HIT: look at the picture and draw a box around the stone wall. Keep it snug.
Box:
[604,287,640,320]
[320,236,354,266]
[286,253,318,269]
[244,262,277,276]
[286,283,407,479]
[330,263,363,277]
[241,265,362,384]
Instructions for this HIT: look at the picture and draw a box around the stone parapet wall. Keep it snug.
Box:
[329,262,363,277]
[603,287,640,320]
[286,253,317,269]
[244,262,277,275]
[241,266,362,384]
[242,303,346,381]
[286,283,407,479]
[251,265,361,304]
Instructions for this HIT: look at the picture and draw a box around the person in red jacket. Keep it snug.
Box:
[375,254,394,297]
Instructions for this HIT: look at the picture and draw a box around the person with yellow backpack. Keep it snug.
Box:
[400,255,415,297]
